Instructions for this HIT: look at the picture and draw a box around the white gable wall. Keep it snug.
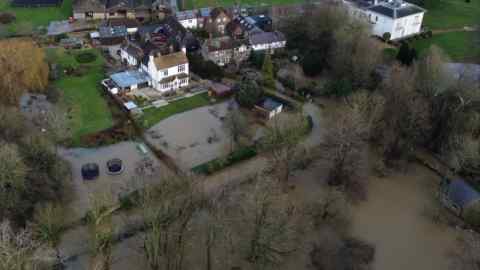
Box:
[120,48,138,66]
[145,55,189,92]
[367,11,424,40]
[179,18,198,29]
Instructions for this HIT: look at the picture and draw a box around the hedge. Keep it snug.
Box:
[192,146,257,175]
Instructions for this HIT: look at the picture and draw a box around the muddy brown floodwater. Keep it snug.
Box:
[351,164,459,270]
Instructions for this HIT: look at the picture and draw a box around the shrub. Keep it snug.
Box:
[464,204,480,229]
[0,12,15,24]
[75,52,97,63]
[235,80,264,108]
[192,146,257,174]
[382,32,391,42]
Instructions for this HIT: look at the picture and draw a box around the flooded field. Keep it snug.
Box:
[351,164,459,270]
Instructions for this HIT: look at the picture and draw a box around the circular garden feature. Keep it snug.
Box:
[81,163,99,180]
[106,158,124,175]
[75,52,97,63]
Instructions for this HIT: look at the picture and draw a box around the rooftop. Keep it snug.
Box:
[249,31,285,45]
[367,0,425,19]
[444,179,480,208]
[176,10,198,20]
[110,70,150,88]
[153,51,188,70]
[258,98,283,111]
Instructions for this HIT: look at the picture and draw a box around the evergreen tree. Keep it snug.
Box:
[396,42,417,66]
[261,54,275,89]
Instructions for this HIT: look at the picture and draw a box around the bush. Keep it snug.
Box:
[464,204,480,229]
[323,78,353,97]
[46,86,61,103]
[75,52,97,63]
[0,12,16,24]
[192,146,257,175]
[235,80,264,108]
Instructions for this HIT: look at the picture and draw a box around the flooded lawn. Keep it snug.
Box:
[351,164,459,270]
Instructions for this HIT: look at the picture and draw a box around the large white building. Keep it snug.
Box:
[345,0,426,40]
[140,49,189,92]
[249,31,286,53]
[175,10,198,29]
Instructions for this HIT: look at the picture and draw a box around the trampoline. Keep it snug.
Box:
[81,163,99,180]
[106,158,124,175]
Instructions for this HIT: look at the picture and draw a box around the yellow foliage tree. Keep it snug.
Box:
[0,38,49,105]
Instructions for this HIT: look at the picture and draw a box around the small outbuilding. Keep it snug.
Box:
[254,98,283,120]
[439,178,480,216]
[208,82,232,97]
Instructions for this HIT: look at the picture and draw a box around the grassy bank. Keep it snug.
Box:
[140,92,211,129]
[47,48,113,145]
[411,31,479,62]
[182,0,308,10]
[423,0,480,30]
[0,0,72,34]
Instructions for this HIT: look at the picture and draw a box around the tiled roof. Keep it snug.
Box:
[153,51,188,70]
[368,2,425,19]
[249,31,285,45]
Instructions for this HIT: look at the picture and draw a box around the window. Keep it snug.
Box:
[188,19,192,23]
[109,12,115,16]
[217,18,221,23]
[375,16,378,22]
[178,65,185,72]
[163,70,168,76]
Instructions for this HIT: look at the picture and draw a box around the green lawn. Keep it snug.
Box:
[0,0,72,34]
[47,48,113,145]
[411,31,479,62]
[141,92,211,128]
[423,0,480,30]
[182,0,307,10]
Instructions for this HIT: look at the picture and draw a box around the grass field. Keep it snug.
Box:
[182,0,306,10]
[423,0,480,30]
[0,0,72,34]
[411,31,479,62]
[46,48,113,145]
[141,92,211,128]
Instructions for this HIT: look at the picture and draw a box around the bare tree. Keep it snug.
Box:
[223,109,249,153]
[261,113,307,188]
[32,203,65,265]
[87,193,117,270]
[307,188,351,234]
[0,220,45,270]
[450,230,480,270]
[141,176,201,270]
[331,22,381,89]
[376,64,432,164]
[242,177,301,269]
[0,142,28,219]
[415,45,452,97]
[324,100,369,201]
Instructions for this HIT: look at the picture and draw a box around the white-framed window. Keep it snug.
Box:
[178,64,185,72]
[188,19,192,23]
[163,70,168,76]
[216,18,221,23]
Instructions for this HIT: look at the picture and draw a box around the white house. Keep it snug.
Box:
[345,0,426,40]
[249,31,286,52]
[120,43,143,66]
[367,0,425,40]
[140,49,190,92]
[176,10,198,29]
